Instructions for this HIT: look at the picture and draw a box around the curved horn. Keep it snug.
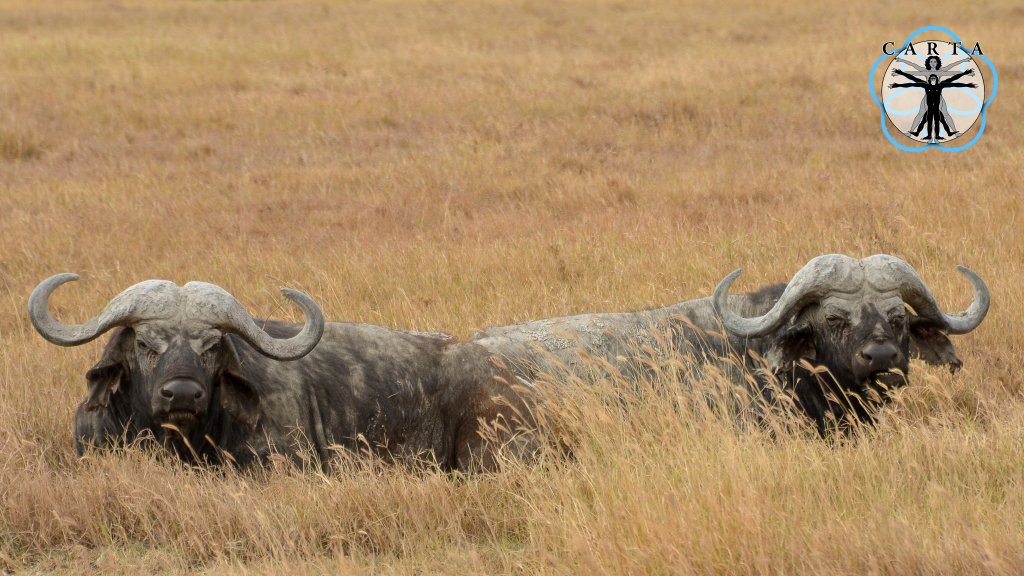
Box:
[895,264,989,335]
[29,273,145,346]
[189,283,325,361]
[712,255,858,338]
[712,269,799,338]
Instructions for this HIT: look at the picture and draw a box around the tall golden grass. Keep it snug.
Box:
[1,0,1022,572]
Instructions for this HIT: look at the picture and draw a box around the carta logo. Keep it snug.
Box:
[870,27,998,152]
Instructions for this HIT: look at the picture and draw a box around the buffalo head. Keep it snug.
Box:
[712,255,989,425]
[30,274,324,447]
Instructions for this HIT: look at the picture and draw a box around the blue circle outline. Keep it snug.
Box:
[869,26,998,152]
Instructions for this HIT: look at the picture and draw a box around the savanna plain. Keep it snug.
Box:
[1,0,1023,573]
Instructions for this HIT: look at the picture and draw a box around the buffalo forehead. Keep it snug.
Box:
[133,324,174,352]
[874,296,908,316]
[188,328,224,353]
[134,323,223,353]
[820,294,907,318]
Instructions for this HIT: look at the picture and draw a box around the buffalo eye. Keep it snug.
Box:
[889,312,907,329]
[201,341,221,368]
[825,313,848,329]
[135,338,159,370]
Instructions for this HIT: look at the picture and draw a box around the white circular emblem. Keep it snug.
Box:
[880,41,985,144]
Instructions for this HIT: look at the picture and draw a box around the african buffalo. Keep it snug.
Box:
[31,274,541,470]
[470,255,989,433]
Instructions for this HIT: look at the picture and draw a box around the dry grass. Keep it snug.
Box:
[1,0,1023,573]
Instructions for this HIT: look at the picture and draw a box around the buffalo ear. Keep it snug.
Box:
[218,339,261,429]
[83,327,131,412]
[74,400,121,455]
[910,316,963,373]
[762,321,816,370]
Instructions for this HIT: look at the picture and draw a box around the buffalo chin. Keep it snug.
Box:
[161,410,201,433]
[867,370,907,392]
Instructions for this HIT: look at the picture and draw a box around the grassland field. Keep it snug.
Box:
[1,0,1023,573]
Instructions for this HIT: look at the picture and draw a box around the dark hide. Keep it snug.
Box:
[472,282,963,437]
[74,322,542,471]
[723,284,961,435]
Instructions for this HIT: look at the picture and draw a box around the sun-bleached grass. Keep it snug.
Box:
[1,0,1023,573]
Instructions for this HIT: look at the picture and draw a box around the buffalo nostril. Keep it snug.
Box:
[858,342,900,373]
[161,380,203,407]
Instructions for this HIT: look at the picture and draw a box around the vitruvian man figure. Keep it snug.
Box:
[893,55,974,139]
[889,59,976,142]
[894,55,973,80]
